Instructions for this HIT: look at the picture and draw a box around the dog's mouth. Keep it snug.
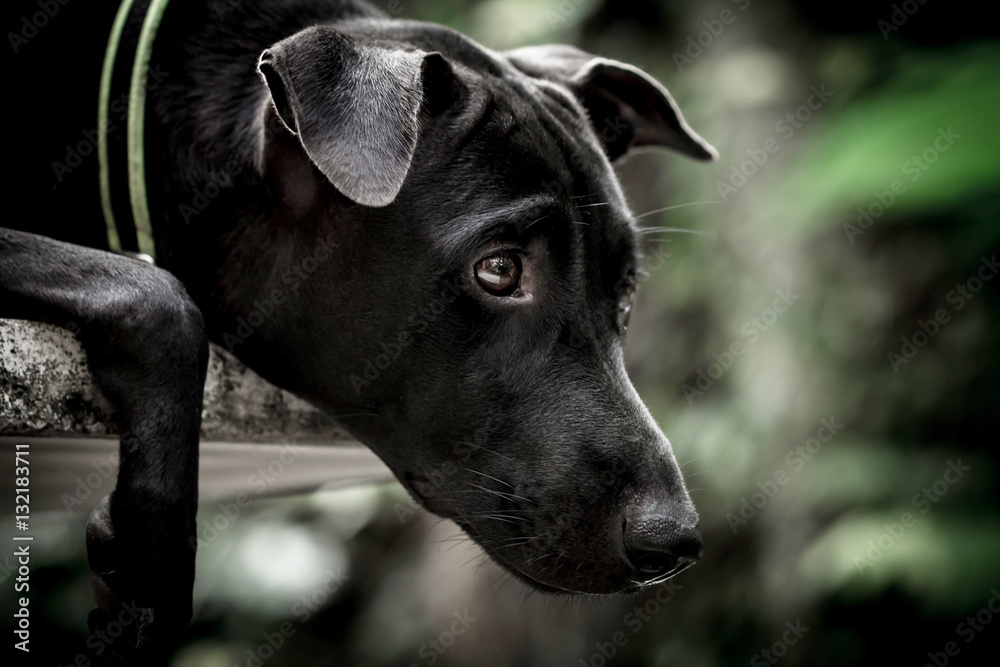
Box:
[405,473,698,595]
[406,474,464,519]
[457,517,697,596]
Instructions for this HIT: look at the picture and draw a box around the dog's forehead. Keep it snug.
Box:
[366,20,638,259]
[418,106,637,275]
[459,74,638,258]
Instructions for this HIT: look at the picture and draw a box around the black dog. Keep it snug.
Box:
[2,0,715,660]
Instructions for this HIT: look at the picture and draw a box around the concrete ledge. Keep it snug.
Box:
[1,320,393,511]
[1,319,352,443]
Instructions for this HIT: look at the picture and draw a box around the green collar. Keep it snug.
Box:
[98,0,171,259]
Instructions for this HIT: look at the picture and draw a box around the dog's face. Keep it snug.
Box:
[251,22,716,594]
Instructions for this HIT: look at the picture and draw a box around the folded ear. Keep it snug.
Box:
[257,27,457,207]
[506,45,717,162]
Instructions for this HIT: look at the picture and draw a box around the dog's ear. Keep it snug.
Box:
[257,26,457,207]
[506,45,717,162]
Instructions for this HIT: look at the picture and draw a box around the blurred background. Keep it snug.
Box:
[5,0,999,665]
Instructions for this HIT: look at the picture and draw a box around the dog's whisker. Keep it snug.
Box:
[520,585,536,610]
[552,550,566,575]
[439,487,523,500]
[484,514,530,523]
[461,479,533,504]
[464,482,532,505]
[441,539,473,554]
[678,454,714,469]
[439,503,532,516]
[633,199,721,220]
[574,201,609,209]
[473,557,494,578]
[638,226,717,238]
[460,512,527,524]
[521,552,553,567]
[447,505,529,523]
[522,214,550,231]
[487,568,515,596]
[490,535,545,550]
[460,551,491,570]
[683,470,715,479]
[463,467,516,490]
[453,441,519,464]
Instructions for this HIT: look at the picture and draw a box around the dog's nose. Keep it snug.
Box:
[623,513,703,582]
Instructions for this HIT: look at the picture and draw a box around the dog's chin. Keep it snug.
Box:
[494,551,696,596]
[449,516,638,596]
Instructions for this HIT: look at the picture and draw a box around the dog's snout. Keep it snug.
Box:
[623,513,703,583]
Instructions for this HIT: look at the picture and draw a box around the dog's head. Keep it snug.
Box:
[251,21,715,594]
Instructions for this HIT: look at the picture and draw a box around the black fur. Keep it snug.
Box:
[3,0,715,660]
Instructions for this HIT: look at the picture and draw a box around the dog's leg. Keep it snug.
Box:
[1,228,207,663]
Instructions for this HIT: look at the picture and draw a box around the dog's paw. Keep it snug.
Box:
[85,494,192,665]
[85,606,157,666]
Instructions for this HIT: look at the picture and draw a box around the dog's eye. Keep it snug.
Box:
[475,252,522,296]
[618,287,635,331]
